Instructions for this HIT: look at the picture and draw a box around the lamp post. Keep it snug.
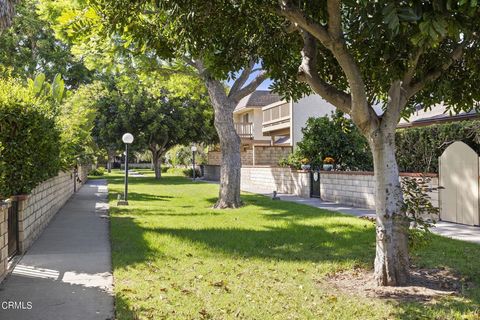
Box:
[118,133,134,206]
[191,145,197,181]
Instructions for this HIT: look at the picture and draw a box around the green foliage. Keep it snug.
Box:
[401,176,440,252]
[166,167,201,178]
[278,150,304,170]
[396,120,480,173]
[0,0,91,87]
[89,167,105,176]
[0,77,60,198]
[57,82,100,168]
[165,145,208,167]
[296,112,373,170]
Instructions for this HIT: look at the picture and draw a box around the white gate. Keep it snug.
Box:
[439,141,479,226]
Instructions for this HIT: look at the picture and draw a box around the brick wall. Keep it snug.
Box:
[241,166,310,198]
[0,201,10,283]
[253,146,292,166]
[319,171,439,210]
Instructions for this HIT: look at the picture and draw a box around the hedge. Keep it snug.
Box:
[0,78,60,198]
[396,120,480,173]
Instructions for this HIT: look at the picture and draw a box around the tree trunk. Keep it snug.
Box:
[151,149,162,179]
[107,150,115,173]
[204,78,242,208]
[369,129,409,286]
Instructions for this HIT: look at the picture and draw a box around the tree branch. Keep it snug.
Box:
[406,41,468,98]
[298,31,351,113]
[229,60,255,98]
[278,1,377,133]
[327,0,342,40]
[382,80,408,130]
[402,47,424,86]
[229,70,268,103]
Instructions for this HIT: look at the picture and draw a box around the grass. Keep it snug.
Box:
[104,169,480,319]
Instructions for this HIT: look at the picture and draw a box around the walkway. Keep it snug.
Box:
[0,180,114,320]
[239,185,480,245]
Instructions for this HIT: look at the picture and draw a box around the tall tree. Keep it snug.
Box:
[159,0,480,285]
[43,0,270,208]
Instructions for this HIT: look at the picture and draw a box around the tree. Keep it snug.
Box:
[43,0,270,208]
[0,0,18,32]
[0,0,91,87]
[158,0,480,286]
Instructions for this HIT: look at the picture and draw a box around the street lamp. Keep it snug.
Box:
[191,145,197,181]
[118,133,134,206]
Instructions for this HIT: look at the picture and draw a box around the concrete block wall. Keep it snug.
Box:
[208,151,254,166]
[17,170,76,253]
[203,165,221,181]
[0,201,10,283]
[253,146,292,166]
[241,166,310,198]
[319,171,439,210]
[319,172,376,209]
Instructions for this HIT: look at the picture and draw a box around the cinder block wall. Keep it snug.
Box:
[203,165,221,181]
[253,146,292,166]
[241,166,310,197]
[0,201,10,283]
[207,151,254,166]
[319,171,439,210]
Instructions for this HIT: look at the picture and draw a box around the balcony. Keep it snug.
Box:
[262,102,291,133]
[234,122,253,138]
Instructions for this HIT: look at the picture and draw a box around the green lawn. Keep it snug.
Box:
[105,170,480,319]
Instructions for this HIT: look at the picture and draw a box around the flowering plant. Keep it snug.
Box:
[323,157,335,164]
[300,158,309,165]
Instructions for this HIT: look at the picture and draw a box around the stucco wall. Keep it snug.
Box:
[241,166,311,198]
[291,94,336,147]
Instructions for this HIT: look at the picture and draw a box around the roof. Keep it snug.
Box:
[398,104,479,128]
[234,90,282,112]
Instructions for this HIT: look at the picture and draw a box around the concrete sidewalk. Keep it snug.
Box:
[0,180,114,320]
[238,185,480,245]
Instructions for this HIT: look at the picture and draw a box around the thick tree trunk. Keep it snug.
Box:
[204,78,242,208]
[369,129,409,286]
[107,150,115,173]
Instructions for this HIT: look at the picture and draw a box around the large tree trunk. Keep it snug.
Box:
[107,149,115,173]
[204,78,242,208]
[369,129,409,286]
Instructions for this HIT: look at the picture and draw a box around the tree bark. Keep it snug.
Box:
[369,128,409,286]
[107,149,115,173]
[204,78,242,208]
[150,148,163,179]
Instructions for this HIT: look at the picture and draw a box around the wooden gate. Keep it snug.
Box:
[439,141,479,226]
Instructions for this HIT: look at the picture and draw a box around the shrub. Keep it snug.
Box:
[89,167,105,176]
[0,78,60,198]
[166,167,202,178]
[279,150,304,170]
[297,112,373,170]
[396,120,480,173]
[401,176,440,252]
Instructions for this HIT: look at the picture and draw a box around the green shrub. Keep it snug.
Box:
[297,112,373,170]
[396,120,480,173]
[401,176,440,252]
[89,167,105,176]
[279,150,304,169]
[161,166,169,173]
[166,167,202,177]
[0,78,60,198]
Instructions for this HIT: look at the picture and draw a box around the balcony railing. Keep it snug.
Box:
[234,122,253,138]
